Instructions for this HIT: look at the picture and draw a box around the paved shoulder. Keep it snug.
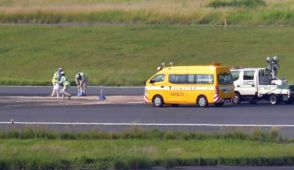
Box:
[0,86,144,96]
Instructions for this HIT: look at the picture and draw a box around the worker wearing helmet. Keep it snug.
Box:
[51,67,63,97]
[75,72,88,96]
[59,71,71,99]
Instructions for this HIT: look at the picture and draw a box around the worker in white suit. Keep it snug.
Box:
[75,72,88,96]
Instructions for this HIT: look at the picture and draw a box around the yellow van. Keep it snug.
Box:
[144,65,235,107]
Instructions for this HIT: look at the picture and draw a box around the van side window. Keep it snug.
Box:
[169,74,214,84]
[243,71,255,80]
[150,74,165,83]
[169,74,188,84]
[195,74,214,84]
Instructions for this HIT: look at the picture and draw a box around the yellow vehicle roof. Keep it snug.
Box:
[158,65,229,74]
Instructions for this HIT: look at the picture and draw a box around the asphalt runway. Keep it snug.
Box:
[1,101,294,136]
[2,87,294,169]
[1,86,294,136]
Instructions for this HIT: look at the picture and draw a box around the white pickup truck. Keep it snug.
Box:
[230,67,294,105]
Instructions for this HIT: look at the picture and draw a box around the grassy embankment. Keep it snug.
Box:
[1,128,294,169]
[0,24,294,85]
[0,0,293,25]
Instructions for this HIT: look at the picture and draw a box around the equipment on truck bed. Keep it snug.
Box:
[231,56,294,105]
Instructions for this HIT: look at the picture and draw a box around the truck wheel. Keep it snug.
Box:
[233,92,241,104]
[197,96,208,107]
[269,94,279,105]
[152,95,164,107]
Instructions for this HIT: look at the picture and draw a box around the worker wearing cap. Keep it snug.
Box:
[59,71,71,99]
[75,72,88,96]
[51,67,63,97]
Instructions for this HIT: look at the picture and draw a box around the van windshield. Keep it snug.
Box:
[218,73,233,85]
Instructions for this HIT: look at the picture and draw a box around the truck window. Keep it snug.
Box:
[231,71,240,81]
[243,71,255,80]
[150,74,165,83]
[218,73,233,85]
[259,70,271,85]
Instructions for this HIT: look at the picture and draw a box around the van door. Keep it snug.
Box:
[148,74,167,101]
[239,70,258,95]
[167,74,188,104]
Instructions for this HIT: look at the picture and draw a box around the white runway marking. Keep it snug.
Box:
[1,122,294,127]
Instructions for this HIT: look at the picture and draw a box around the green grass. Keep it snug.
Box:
[0,0,293,25]
[208,0,266,8]
[0,127,285,143]
[0,128,293,169]
[1,24,294,86]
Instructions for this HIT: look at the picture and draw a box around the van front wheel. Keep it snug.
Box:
[153,95,164,107]
[197,96,208,107]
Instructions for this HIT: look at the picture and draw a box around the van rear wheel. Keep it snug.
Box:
[197,96,208,107]
[153,95,164,107]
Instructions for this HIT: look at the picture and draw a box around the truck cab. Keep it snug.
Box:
[231,68,294,105]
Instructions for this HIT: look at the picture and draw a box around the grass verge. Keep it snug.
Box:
[0,0,293,25]
[1,24,294,86]
[0,128,294,169]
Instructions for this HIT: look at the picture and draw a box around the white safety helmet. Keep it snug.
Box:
[266,57,271,62]
[273,56,279,62]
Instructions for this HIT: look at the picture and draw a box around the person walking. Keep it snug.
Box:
[75,72,88,96]
[59,71,71,99]
[51,67,63,97]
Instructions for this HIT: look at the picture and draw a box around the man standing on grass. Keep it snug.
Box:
[75,72,88,96]
[59,71,71,99]
[51,67,63,97]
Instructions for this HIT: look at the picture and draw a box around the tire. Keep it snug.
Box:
[233,92,241,104]
[269,94,279,105]
[197,95,208,107]
[214,102,224,107]
[152,95,164,107]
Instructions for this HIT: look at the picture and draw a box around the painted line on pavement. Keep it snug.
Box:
[1,122,294,127]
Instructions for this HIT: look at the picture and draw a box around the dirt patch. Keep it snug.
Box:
[0,95,144,107]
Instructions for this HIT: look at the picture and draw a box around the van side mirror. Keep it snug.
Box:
[149,79,155,84]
